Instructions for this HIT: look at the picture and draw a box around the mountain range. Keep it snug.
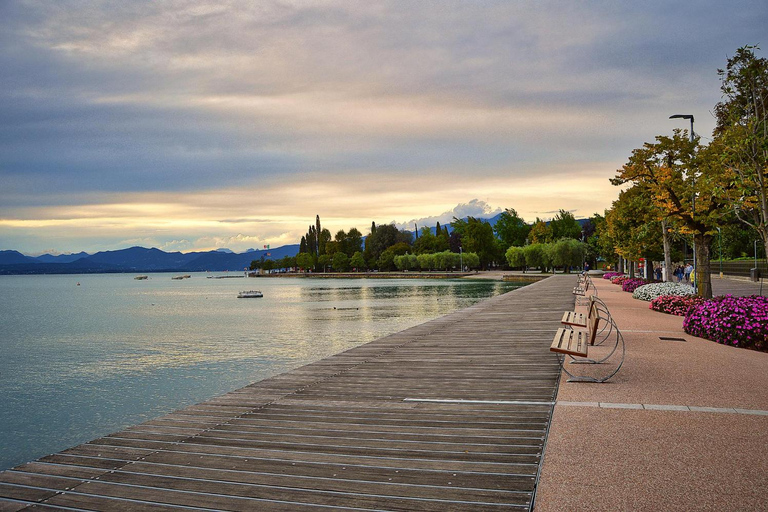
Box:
[0,245,299,275]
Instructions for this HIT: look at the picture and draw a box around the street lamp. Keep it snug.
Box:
[670,114,697,291]
[669,114,695,142]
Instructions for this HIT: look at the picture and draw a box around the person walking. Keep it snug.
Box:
[684,263,694,284]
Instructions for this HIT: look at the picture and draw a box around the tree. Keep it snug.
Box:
[613,131,725,297]
[605,185,665,276]
[528,218,552,244]
[462,252,480,269]
[295,252,314,271]
[417,253,435,270]
[549,210,582,240]
[451,216,498,268]
[318,228,332,256]
[317,254,331,272]
[413,227,437,254]
[350,251,366,271]
[332,252,350,272]
[523,243,547,272]
[346,228,364,256]
[394,254,418,271]
[713,45,768,261]
[547,238,587,273]
[494,208,531,247]
[505,246,527,270]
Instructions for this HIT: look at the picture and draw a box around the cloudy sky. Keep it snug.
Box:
[1,1,766,255]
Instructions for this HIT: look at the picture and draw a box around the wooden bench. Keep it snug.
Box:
[550,296,625,383]
[551,310,599,358]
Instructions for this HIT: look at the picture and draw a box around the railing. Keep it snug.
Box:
[709,259,768,278]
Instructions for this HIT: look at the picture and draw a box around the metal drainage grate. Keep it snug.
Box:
[659,336,687,342]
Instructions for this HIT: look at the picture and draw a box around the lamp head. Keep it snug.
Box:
[669,114,694,122]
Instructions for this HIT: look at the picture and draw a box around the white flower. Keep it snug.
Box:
[632,282,697,301]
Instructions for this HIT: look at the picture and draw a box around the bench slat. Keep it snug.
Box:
[550,328,589,357]
[561,311,587,327]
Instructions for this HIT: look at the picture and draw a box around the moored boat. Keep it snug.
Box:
[237,290,263,298]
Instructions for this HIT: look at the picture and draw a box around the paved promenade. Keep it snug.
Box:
[535,276,768,511]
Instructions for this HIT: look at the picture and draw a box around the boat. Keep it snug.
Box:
[171,275,191,280]
[134,275,148,280]
[237,290,263,298]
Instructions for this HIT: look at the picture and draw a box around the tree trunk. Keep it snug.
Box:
[694,234,713,299]
[662,219,673,282]
[617,258,624,273]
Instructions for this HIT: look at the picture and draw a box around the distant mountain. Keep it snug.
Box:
[0,244,301,275]
[85,246,198,271]
[0,250,36,265]
[34,252,89,263]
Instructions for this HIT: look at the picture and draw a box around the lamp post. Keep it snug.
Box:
[670,114,697,291]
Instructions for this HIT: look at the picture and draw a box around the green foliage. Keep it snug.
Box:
[417,253,435,270]
[350,251,365,271]
[523,243,547,271]
[332,252,350,272]
[462,252,480,269]
[317,254,331,271]
[713,45,768,257]
[295,252,314,270]
[413,227,437,254]
[549,210,582,240]
[505,246,526,268]
[529,219,552,244]
[452,216,498,267]
[494,208,531,247]
[377,248,396,271]
[393,254,418,270]
[546,238,587,272]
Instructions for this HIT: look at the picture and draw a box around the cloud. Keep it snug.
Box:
[394,199,502,230]
[2,1,766,253]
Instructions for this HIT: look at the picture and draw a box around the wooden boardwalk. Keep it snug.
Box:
[0,276,575,511]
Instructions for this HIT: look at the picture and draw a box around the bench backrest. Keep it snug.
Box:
[587,305,600,345]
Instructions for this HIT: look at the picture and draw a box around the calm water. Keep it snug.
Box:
[0,273,522,471]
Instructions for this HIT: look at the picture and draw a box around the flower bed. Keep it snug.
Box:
[683,295,768,352]
[632,282,697,301]
[621,278,649,293]
[603,272,624,280]
[611,276,630,285]
[650,294,706,316]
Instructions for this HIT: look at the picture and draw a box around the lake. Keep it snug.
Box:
[0,272,523,471]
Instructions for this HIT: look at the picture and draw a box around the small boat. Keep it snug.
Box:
[171,275,191,280]
[237,290,263,298]
[134,275,148,280]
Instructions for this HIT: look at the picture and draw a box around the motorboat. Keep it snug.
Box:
[237,290,263,298]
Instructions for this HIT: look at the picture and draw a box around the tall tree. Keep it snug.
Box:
[612,131,725,297]
[713,45,768,260]
[549,209,582,240]
[528,218,552,244]
[494,208,531,247]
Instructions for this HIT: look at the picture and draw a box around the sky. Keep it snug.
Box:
[1,1,766,255]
